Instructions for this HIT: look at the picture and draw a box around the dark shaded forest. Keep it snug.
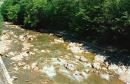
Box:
[1,0,130,50]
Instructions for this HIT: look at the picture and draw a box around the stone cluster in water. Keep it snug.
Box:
[0,22,130,84]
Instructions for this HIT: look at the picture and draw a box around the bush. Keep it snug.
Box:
[1,0,20,23]
[1,0,130,47]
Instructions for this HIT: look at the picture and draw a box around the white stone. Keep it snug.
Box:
[79,56,87,62]
[18,62,25,66]
[73,71,83,81]
[8,52,15,56]
[108,64,119,70]
[23,65,30,70]
[13,66,19,71]
[31,62,38,69]
[94,54,106,63]
[83,63,92,68]
[64,63,75,71]
[41,50,45,53]
[11,55,24,61]
[81,71,89,79]
[100,73,110,80]
[93,62,101,69]
[41,65,56,79]
[54,39,64,43]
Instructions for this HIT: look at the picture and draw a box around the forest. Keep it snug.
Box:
[0,0,130,49]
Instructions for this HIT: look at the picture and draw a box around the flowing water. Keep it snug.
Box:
[0,22,125,84]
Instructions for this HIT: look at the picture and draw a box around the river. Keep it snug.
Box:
[0,22,125,84]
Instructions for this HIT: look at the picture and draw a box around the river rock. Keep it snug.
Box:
[94,54,106,63]
[81,71,89,79]
[79,56,87,62]
[11,55,24,61]
[73,71,83,81]
[92,62,101,69]
[64,63,75,71]
[54,38,64,43]
[31,62,39,70]
[41,65,56,79]
[23,65,30,70]
[100,73,110,80]
[108,64,119,70]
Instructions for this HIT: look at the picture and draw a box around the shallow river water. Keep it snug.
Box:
[0,22,125,84]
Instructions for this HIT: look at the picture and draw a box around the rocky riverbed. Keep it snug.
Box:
[0,22,129,84]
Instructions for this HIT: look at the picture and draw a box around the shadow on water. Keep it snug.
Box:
[13,24,130,66]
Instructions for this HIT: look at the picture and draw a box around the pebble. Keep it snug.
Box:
[94,54,106,63]
[92,62,101,69]
[64,63,75,71]
[100,73,110,80]
[41,65,56,79]
[73,71,83,81]
[11,76,18,81]
[81,71,89,79]
[31,62,38,70]
[23,65,30,70]
[108,64,119,70]
[41,50,45,53]
[18,62,26,66]
[79,56,87,62]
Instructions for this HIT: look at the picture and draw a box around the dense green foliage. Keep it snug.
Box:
[1,0,130,47]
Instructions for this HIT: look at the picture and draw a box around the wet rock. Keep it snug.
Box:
[120,68,130,84]
[81,71,89,79]
[53,38,64,43]
[49,33,53,36]
[79,56,87,62]
[83,63,92,68]
[13,66,19,71]
[11,55,24,61]
[64,63,75,71]
[22,42,32,51]
[73,71,83,81]
[92,62,101,69]
[19,35,27,41]
[108,64,130,84]
[40,65,56,79]
[85,69,90,73]
[74,55,88,63]
[8,52,15,56]
[11,76,18,81]
[45,50,50,53]
[68,42,84,54]
[41,50,45,53]
[1,33,11,40]
[18,62,25,66]
[100,73,110,80]
[108,64,119,70]
[116,66,127,74]
[23,65,30,70]
[101,66,108,71]
[69,46,82,54]
[31,62,39,70]
[29,52,35,55]
[74,55,80,60]
[0,40,12,53]
[33,48,38,52]
[94,54,106,63]
[59,67,73,79]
